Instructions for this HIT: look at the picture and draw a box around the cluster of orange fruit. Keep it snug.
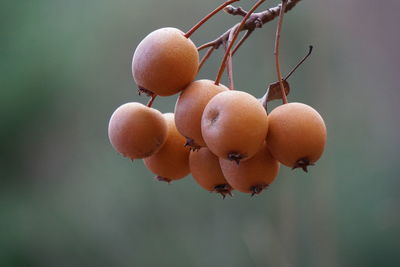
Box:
[108,2,327,197]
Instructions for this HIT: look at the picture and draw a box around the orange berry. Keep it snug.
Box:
[201,90,268,163]
[108,102,167,159]
[266,102,327,172]
[132,27,199,96]
[189,147,232,198]
[220,143,279,195]
[175,79,228,150]
[143,113,190,182]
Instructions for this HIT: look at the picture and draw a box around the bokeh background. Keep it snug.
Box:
[1,0,399,266]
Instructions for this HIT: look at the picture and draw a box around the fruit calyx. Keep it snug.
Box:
[137,86,155,97]
[227,152,246,165]
[213,184,233,199]
[184,137,201,152]
[292,157,315,173]
[155,176,172,183]
[250,184,269,196]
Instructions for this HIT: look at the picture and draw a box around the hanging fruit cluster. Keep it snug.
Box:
[108,0,326,197]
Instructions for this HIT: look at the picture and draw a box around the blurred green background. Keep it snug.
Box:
[1,0,399,266]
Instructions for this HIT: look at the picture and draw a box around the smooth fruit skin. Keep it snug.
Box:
[189,147,232,197]
[175,79,228,148]
[201,90,269,162]
[143,113,190,181]
[108,102,167,159]
[219,143,279,195]
[266,102,327,169]
[132,27,199,96]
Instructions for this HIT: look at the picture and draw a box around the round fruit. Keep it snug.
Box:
[132,27,199,97]
[143,113,190,182]
[266,102,327,172]
[108,102,167,159]
[189,147,232,198]
[201,90,268,163]
[220,143,279,195]
[175,79,228,150]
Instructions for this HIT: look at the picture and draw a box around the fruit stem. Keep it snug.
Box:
[227,50,235,90]
[284,45,313,80]
[226,30,235,90]
[146,95,156,108]
[215,0,266,85]
[198,46,215,72]
[274,0,288,104]
[232,29,253,56]
[184,0,240,38]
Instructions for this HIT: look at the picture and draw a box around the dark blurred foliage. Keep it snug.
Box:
[1,0,399,266]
